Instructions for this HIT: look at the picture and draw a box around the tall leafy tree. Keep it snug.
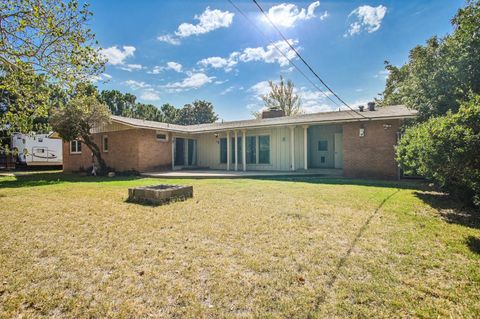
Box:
[161,103,179,123]
[0,0,104,152]
[176,100,218,125]
[380,0,480,122]
[261,76,302,116]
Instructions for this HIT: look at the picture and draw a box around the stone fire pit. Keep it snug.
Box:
[128,184,193,205]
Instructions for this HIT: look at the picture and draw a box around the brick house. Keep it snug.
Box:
[63,104,416,180]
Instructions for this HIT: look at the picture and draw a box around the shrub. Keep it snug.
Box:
[397,95,480,206]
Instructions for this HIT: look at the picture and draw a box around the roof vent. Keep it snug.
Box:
[368,102,376,111]
[261,108,285,119]
[359,105,364,112]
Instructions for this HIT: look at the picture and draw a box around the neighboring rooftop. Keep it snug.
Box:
[110,105,417,134]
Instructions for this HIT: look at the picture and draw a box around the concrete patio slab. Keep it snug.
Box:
[141,169,343,179]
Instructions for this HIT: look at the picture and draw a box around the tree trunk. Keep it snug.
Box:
[82,135,107,173]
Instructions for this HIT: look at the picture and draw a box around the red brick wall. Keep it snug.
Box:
[63,129,172,173]
[342,119,401,180]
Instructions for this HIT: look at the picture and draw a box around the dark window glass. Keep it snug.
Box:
[156,133,167,140]
[77,141,81,152]
[318,140,328,151]
[321,156,326,163]
[246,136,256,164]
[220,138,227,163]
[103,136,108,152]
[258,136,270,164]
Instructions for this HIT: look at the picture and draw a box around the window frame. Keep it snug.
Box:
[156,131,168,142]
[70,140,82,154]
[102,135,109,153]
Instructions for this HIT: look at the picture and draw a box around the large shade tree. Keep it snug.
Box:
[379,0,480,122]
[0,0,104,152]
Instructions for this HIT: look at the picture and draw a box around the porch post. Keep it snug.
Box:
[226,131,230,171]
[234,130,238,171]
[242,130,246,171]
[171,136,175,170]
[303,125,309,170]
[290,126,295,171]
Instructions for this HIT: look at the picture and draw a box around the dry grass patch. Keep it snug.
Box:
[0,173,479,318]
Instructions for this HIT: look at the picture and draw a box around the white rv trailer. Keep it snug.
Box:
[11,133,63,166]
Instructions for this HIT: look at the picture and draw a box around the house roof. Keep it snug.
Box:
[110,105,417,134]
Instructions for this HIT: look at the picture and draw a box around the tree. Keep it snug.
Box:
[261,76,302,116]
[0,0,104,83]
[396,95,480,206]
[161,103,179,123]
[380,0,480,122]
[99,90,163,121]
[50,95,111,173]
[0,0,105,152]
[176,100,218,125]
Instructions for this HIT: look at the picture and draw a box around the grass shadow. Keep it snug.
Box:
[251,176,429,191]
[415,191,480,229]
[0,172,143,189]
[466,236,480,255]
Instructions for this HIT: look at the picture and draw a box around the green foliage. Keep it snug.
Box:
[380,0,480,122]
[99,90,217,125]
[0,0,104,84]
[396,95,480,206]
[50,94,111,171]
[176,100,218,125]
[261,76,302,117]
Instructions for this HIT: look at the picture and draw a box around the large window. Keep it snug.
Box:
[220,138,227,163]
[231,137,242,164]
[258,136,270,164]
[246,136,256,164]
[70,140,82,154]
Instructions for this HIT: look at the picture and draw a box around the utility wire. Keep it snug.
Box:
[251,0,368,119]
[226,0,343,111]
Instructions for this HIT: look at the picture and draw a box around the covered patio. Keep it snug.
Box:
[141,168,343,179]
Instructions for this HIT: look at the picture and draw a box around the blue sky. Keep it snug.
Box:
[89,0,464,120]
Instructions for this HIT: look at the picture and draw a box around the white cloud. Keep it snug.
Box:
[148,62,183,74]
[119,63,144,72]
[176,7,234,37]
[158,7,234,45]
[140,88,161,101]
[99,46,136,65]
[220,86,236,95]
[166,61,183,72]
[346,5,387,36]
[239,39,298,67]
[249,81,272,98]
[157,34,181,45]
[264,1,320,28]
[166,73,215,90]
[124,80,151,90]
[319,11,329,21]
[198,52,239,72]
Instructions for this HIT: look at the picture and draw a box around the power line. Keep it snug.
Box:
[251,0,368,119]
[226,0,343,111]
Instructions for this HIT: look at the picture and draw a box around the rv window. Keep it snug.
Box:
[103,135,109,152]
[38,138,43,142]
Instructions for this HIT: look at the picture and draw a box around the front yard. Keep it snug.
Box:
[0,173,479,318]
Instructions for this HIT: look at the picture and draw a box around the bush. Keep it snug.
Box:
[397,95,480,206]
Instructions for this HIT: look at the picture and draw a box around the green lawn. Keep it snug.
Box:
[0,172,479,318]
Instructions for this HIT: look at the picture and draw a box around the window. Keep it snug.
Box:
[220,138,227,163]
[318,140,328,151]
[70,140,82,154]
[258,136,270,164]
[156,132,168,141]
[38,138,43,143]
[320,156,326,163]
[230,137,242,164]
[103,135,109,152]
[246,136,256,164]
